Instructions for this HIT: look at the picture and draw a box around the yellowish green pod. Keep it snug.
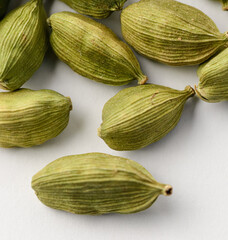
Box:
[48,12,147,86]
[0,89,72,148]
[0,0,48,91]
[59,0,127,19]
[121,0,228,66]
[32,153,172,215]
[195,48,228,102]
[98,84,195,151]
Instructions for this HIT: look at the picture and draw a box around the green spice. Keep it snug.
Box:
[98,84,195,151]
[0,89,72,148]
[196,48,228,102]
[0,0,48,91]
[48,12,147,86]
[32,153,172,215]
[59,0,127,19]
[121,0,228,66]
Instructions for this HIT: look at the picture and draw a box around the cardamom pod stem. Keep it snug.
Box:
[32,153,172,215]
[98,84,195,151]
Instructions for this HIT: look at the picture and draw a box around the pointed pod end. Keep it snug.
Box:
[0,80,10,91]
[97,127,102,138]
[66,97,73,111]
[194,85,210,102]
[162,185,173,196]
[47,18,51,27]
[185,85,195,97]
[138,75,148,85]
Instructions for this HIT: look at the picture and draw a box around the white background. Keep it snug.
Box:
[1,0,228,239]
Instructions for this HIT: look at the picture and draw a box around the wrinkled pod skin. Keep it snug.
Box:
[0,89,72,148]
[0,0,10,19]
[121,0,228,66]
[32,153,172,215]
[59,0,127,19]
[98,84,195,151]
[0,0,48,91]
[48,12,147,86]
[195,48,228,102]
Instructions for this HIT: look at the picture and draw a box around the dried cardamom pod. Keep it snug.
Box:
[32,152,172,215]
[48,12,147,86]
[195,48,228,102]
[0,0,48,91]
[121,0,228,66]
[98,84,195,151]
[0,0,10,19]
[218,0,228,10]
[59,0,127,19]
[0,88,72,148]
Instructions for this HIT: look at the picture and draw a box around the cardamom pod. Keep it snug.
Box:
[32,153,172,215]
[98,84,195,151]
[48,12,147,86]
[0,0,10,19]
[195,48,228,102]
[121,0,228,66]
[0,88,72,148]
[59,0,127,19]
[0,0,48,91]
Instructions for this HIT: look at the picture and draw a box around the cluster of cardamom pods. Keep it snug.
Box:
[0,0,227,215]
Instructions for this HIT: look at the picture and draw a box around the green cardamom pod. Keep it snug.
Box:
[48,12,147,86]
[121,0,228,66]
[59,0,127,19]
[98,84,195,151]
[0,88,72,148]
[0,0,10,19]
[0,0,48,91]
[195,48,228,102]
[32,152,172,215]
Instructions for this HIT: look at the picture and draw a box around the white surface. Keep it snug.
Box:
[1,0,228,239]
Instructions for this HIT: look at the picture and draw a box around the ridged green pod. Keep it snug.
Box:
[121,0,228,66]
[0,0,48,91]
[0,0,10,19]
[98,84,195,151]
[59,0,127,19]
[32,153,172,215]
[195,48,228,102]
[0,89,72,148]
[48,12,147,86]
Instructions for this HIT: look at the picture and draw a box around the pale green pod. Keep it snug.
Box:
[0,89,72,148]
[98,84,195,151]
[48,12,147,86]
[0,0,48,91]
[59,0,127,19]
[32,153,172,215]
[195,48,228,102]
[121,0,228,66]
